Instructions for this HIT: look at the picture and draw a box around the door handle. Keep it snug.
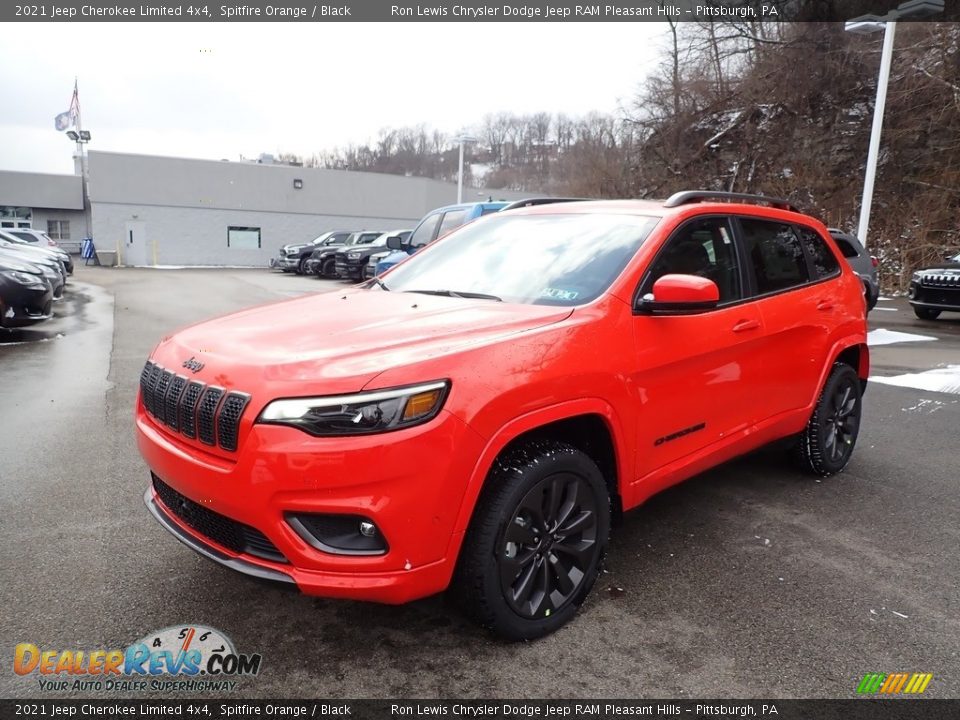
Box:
[817,300,834,311]
[732,319,760,333]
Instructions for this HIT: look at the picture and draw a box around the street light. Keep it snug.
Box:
[845,0,943,248]
[455,134,477,204]
[65,128,93,239]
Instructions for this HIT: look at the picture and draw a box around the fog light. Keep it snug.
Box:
[286,513,387,556]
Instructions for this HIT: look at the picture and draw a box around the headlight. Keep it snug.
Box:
[347,252,361,260]
[258,381,449,436]
[4,271,43,285]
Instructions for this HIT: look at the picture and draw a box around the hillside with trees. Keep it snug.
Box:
[291,21,959,292]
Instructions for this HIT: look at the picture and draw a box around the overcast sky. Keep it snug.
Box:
[0,22,667,175]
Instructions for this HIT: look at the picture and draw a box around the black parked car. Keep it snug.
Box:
[303,232,355,277]
[0,245,64,300]
[333,231,387,280]
[0,259,54,328]
[909,251,960,320]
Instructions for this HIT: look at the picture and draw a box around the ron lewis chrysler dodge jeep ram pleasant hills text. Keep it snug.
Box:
[137,191,869,640]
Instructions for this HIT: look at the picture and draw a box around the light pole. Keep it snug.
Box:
[845,0,943,248]
[456,134,477,204]
[66,129,92,240]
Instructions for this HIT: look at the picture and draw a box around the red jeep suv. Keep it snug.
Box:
[137,192,868,640]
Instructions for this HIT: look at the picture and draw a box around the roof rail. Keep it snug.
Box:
[500,197,589,212]
[663,191,800,213]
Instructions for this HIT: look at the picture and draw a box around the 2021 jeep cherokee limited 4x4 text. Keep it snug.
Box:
[137,191,868,640]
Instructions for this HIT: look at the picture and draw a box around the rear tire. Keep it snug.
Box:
[451,439,610,641]
[913,307,941,320]
[795,363,862,477]
[864,283,878,312]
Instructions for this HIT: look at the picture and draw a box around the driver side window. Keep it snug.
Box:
[647,217,742,304]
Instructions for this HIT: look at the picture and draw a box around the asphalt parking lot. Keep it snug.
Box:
[1,267,958,699]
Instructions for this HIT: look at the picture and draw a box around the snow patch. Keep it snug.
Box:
[871,365,960,395]
[867,328,936,346]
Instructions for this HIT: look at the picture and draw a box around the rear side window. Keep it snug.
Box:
[832,236,860,259]
[479,206,501,216]
[798,227,840,279]
[437,209,468,238]
[740,218,809,294]
[410,213,442,248]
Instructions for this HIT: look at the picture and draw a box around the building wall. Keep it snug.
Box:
[0,170,83,210]
[29,208,89,244]
[91,202,421,266]
[86,151,532,266]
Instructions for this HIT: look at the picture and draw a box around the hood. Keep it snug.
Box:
[152,289,572,396]
[0,253,45,274]
[0,244,60,265]
[917,263,960,274]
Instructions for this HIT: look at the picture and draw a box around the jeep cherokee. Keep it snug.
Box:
[137,191,868,640]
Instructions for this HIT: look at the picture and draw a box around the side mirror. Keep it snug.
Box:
[386,236,403,250]
[636,274,720,314]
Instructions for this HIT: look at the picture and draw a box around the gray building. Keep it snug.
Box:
[0,151,530,266]
[0,170,86,245]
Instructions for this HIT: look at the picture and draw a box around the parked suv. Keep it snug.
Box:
[908,250,960,320]
[828,229,878,311]
[137,191,868,640]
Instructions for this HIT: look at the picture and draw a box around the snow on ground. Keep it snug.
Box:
[867,328,937,347]
[870,366,960,395]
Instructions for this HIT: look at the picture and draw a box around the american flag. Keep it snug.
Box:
[54,80,80,132]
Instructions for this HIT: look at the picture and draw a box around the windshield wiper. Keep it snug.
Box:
[406,289,502,302]
[369,277,390,292]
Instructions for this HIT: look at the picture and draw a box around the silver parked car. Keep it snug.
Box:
[829,229,879,312]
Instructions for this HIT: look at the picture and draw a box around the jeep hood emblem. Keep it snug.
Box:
[182,356,205,373]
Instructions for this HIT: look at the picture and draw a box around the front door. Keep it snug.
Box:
[631,215,765,479]
[124,220,148,266]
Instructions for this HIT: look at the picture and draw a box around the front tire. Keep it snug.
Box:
[795,363,863,477]
[320,258,336,278]
[452,440,610,641]
[296,257,308,275]
[913,307,941,320]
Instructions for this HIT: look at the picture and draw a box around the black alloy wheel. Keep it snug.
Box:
[499,472,599,619]
[452,439,609,640]
[796,363,863,477]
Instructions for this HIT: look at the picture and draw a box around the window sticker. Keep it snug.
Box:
[540,287,580,301]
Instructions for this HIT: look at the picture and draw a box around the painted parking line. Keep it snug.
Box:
[870,365,960,395]
[873,307,898,312]
[867,328,937,347]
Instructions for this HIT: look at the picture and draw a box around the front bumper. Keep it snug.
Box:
[0,283,53,328]
[136,403,484,603]
[909,281,960,311]
[275,256,300,271]
[334,258,365,279]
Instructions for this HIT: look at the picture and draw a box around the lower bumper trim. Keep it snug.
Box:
[144,488,295,585]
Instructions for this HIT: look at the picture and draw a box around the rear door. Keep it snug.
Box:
[735,217,840,414]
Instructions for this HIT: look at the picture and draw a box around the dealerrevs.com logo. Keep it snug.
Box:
[14,625,262,692]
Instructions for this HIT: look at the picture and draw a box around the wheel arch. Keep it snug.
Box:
[451,400,627,541]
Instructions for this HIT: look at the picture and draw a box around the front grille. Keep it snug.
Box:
[917,288,960,306]
[139,361,251,453]
[922,273,960,289]
[152,475,286,563]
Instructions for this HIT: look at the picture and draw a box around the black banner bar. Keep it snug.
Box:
[2,700,959,720]
[3,0,958,23]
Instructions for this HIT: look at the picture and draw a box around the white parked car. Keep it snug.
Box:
[7,228,60,250]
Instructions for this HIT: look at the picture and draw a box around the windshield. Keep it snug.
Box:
[383,213,658,306]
